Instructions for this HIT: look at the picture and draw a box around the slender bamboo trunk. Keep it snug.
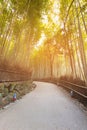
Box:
[64,26,74,76]
[77,0,87,34]
[75,1,87,85]
[73,8,85,80]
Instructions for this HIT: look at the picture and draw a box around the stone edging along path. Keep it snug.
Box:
[0,80,36,109]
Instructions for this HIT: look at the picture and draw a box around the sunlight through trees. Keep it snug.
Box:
[0,0,87,84]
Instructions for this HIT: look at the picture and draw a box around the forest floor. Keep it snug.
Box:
[0,81,87,130]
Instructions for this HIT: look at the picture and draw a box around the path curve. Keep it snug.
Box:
[0,82,87,130]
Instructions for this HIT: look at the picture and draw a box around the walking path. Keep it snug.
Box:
[0,82,87,130]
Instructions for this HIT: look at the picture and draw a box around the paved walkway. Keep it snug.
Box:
[0,82,87,130]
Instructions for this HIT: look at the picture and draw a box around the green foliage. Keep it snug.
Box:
[0,0,86,81]
[11,0,28,14]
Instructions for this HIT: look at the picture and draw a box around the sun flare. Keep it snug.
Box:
[34,33,46,50]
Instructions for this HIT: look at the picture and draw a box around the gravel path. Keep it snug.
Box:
[0,82,87,130]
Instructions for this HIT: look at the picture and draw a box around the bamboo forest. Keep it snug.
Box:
[0,0,87,129]
[0,0,87,84]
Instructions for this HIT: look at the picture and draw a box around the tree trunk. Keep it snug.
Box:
[75,1,87,85]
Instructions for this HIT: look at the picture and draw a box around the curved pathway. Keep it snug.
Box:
[0,82,87,130]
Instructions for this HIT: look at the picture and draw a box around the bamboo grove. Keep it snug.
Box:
[0,0,87,84]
